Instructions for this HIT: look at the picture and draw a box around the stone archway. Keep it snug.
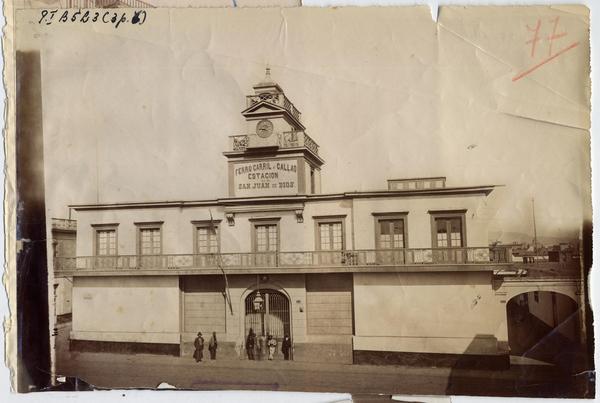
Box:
[243,288,292,361]
[244,289,291,339]
[506,291,582,370]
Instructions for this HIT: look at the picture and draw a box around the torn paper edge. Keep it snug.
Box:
[0,3,597,403]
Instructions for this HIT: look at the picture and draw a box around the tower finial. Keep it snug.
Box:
[265,64,271,81]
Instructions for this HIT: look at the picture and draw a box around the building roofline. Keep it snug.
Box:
[388,176,446,182]
[68,185,498,211]
[341,185,496,198]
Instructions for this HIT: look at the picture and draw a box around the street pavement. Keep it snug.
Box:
[54,323,589,398]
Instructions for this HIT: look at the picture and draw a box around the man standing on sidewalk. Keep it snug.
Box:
[282,334,292,360]
[194,332,204,363]
[246,328,256,360]
[208,332,218,360]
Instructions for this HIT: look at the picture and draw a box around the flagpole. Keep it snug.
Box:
[532,198,538,253]
[209,209,233,315]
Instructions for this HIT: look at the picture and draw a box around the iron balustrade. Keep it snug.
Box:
[55,247,508,272]
[229,131,319,155]
[51,218,77,231]
[231,135,249,151]
[279,132,319,155]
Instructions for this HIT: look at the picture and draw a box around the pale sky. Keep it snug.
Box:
[16,6,591,243]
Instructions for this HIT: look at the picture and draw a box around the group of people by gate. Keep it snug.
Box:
[193,329,292,362]
[245,328,292,361]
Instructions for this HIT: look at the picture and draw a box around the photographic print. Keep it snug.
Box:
[7,3,595,398]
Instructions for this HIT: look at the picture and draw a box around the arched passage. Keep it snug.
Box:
[244,289,291,341]
[506,291,581,368]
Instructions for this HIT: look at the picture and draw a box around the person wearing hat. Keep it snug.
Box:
[246,328,256,360]
[193,331,205,362]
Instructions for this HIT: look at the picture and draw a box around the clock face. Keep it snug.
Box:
[256,119,274,138]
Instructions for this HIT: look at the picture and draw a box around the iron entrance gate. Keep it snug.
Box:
[245,289,291,341]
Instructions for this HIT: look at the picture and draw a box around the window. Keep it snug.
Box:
[255,224,278,252]
[373,213,407,264]
[135,222,163,255]
[375,217,407,249]
[310,168,315,194]
[140,228,161,255]
[429,211,467,263]
[435,218,463,247]
[193,221,220,254]
[313,216,346,251]
[429,210,467,248]
[313,216,347,265]
[250,218,280,267]
[96,229,117,255]
[319,222,343,250]
[192,220,221,267]
[92,224,118,256]
[197,227,218,253]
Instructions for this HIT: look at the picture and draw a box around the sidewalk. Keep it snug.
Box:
[54,323,585,397]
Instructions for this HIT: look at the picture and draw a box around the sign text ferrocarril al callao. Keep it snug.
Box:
[233,160,298,196]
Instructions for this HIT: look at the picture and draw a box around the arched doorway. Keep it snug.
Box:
[244,289,291,341]
[506,291,581,369]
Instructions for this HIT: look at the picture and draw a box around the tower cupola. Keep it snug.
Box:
[223,67,324,198]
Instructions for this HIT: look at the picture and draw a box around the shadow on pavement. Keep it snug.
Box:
[445,334,593,398]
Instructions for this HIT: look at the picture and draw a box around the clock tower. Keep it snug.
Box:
[224,68,324,198]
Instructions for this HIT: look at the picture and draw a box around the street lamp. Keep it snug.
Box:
[253,291,264,312]
[253,274,264,312]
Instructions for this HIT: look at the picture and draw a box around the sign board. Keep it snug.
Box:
[233,159,298,197]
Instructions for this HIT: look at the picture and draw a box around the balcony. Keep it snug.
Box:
[55,247,510,275]
[246,93,301,121]
[51,218,77,231]
[230,131,319,155]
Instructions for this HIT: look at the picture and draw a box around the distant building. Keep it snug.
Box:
[548,243,580,264]
[51,218,76,319]
[509,243,548,263]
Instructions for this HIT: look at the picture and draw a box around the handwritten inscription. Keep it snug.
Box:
[233,160,298,197]
[513,16,579,82]
[38,9,147,28]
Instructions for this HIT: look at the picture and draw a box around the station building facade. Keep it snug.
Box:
[56,71,531,367]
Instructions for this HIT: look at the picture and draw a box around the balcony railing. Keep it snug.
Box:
[231,135,249,151]
[230,131,319,155]
[279,131,319,155]
[51,218,77,231]
[55,247,507,273]
[246,93,301,121]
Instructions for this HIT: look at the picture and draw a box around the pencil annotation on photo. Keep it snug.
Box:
[38,9,147,28]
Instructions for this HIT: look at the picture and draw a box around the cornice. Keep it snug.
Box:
[69,185,497,211]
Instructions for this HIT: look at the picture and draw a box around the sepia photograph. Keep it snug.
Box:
[8,3,595,399]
